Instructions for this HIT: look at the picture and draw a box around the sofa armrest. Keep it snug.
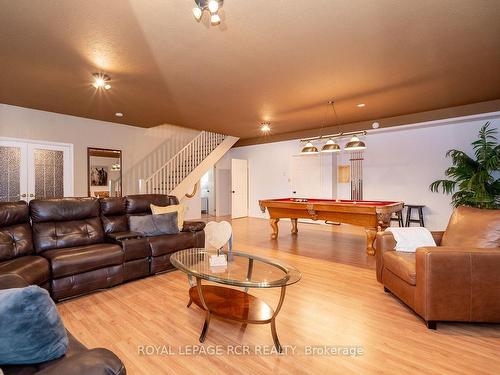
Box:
[374,231,396,282]
[0,273,30,290]
[182,221,206,232]
[415,246,500,322]
[36,348,126,375]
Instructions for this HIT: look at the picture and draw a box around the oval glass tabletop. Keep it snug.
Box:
[170,248,301,288]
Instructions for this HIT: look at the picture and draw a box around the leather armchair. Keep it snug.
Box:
[376,206,500,328]
[0,274,126,375]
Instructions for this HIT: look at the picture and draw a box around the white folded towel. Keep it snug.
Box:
[385,227,436,252]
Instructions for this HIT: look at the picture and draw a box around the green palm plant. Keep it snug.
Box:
[429,122,500,209]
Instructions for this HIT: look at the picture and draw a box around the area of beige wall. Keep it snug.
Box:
[0,103,200,196]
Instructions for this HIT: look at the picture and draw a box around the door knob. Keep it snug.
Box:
[232,190,235,193]
[21,193,26,198]
[29,193,35,198]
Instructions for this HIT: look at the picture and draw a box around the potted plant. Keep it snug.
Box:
[429,122,499,209]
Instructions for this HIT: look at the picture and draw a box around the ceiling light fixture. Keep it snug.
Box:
[92,73,111,90]
[192,0,224,25]
[345,135,367,151]
[260,122,271,133]
[301,141,319,154]
[300,100,368,153]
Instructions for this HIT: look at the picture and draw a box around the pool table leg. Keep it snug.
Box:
[291,218,298,235]
[270,218,279,239]
[366,229,376,256]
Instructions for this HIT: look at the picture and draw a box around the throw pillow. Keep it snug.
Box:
[129,213,179,237]
[150,203,186,231]
[0,286,68,365]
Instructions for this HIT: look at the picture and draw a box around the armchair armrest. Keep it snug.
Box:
[36,348,126,375]
[374,230,446,282]
[375,231,397,282]
[415,246,500,322]
[182,221,206,232]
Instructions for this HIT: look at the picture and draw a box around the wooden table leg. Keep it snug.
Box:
[291,218,298,235]
[270,218,279,239]
[366,229,376,256]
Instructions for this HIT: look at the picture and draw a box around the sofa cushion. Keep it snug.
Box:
[41,244,123,279]
[99,197,127,216]
[101,215,128,234]
[148,232,200,257]
[32,218,104,253]
[0,256,50,286]
[0,201,30,227]
[383,251,416,285]
[30,198,100,223]
[0,223,34,261]
[126,194,179,214]
[0,286,68,365]
[182,221,206,232]
[442,206,500,248]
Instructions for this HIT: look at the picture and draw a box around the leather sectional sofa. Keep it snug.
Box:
[0,194,205,301]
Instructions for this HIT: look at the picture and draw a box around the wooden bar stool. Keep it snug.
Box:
[405,204,425,227]
[390,209,404,227]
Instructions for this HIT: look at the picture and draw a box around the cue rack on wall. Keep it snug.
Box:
[350,151,364,200]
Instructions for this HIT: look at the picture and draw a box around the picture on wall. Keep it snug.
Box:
[90,166,108,186]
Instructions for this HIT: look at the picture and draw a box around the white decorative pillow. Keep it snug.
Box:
[385,227,436,252]
[150,204,186,231]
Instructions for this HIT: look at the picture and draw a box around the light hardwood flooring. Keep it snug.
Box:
[58,217,500,375]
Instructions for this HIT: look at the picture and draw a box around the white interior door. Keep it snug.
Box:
[0,138,73,202]
[231,159,248,219]
[0,140,28,202]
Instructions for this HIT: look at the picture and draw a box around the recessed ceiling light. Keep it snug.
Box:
[260,122,271,133]
[357,103,366,108]
[115,112,123,117]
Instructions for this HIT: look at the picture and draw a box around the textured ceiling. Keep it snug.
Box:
[1,0,500,140]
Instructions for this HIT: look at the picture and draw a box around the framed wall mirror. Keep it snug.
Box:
[87,147,122,198]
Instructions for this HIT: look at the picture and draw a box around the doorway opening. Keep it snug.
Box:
[200,167,216,218]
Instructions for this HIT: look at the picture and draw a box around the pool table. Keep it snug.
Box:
[258,198,404,255]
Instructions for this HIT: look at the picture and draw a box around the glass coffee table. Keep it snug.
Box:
[170,248,301,352]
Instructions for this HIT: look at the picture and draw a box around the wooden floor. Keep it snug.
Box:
[58,217,500,375]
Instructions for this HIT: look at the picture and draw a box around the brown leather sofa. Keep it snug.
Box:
[101,194,205,276]
[0,273,126,375]
[0,202,50,290]
[376,206,500,328]
[30,198,125,301]
[0,194,205,301]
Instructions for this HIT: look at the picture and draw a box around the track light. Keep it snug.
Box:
[192,0,223,25]
[210,13,221,25]
[193,6,203,20]
[208,0,219,13]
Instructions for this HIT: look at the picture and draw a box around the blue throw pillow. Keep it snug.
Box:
[129,212,179,236]
[0,286,68,365]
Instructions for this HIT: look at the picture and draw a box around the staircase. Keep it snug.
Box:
[140,131,238,198]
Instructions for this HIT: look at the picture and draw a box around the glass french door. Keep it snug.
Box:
[0,139,73,202]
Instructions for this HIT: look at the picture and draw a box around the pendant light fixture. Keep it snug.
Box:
[321,101,341,153]
[345,135,366,151]
[301,141,319,154]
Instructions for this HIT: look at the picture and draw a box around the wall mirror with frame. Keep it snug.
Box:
[87,147,122,198]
